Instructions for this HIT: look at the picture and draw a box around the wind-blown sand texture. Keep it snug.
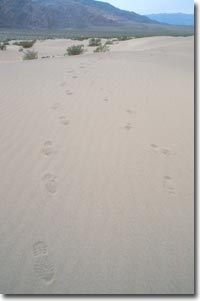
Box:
[0,36,194,294]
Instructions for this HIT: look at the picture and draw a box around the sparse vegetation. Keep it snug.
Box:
[94,44,109,53]
[13,40,36,48]
[117,36,132,41]
[105,39,114,45]
[71,36,89,41]
[66,44,84,56]
[23,50,38,60]
[0,43,6,51]
[89,38,101,47]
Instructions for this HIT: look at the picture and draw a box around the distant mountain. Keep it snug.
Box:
[146,13,194,26]
[0,0,157,30]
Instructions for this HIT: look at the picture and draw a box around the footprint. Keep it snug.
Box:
[124,123,132,131]
[68,70,74,74]
[52,102,61,110]
[33,241,48,257]
[59,116,69,126]
[60,82,66,87]
[43,173,57,194]
[72,76,78,79]
[32,241,55,284]
[126,109,133,114]
[150,144,159,151]
[66,90,73,96]
[34,256,55,284]
[163,176,175,195]
[104,98,109,102]
[161,148,173,157]
[42,141,53,156]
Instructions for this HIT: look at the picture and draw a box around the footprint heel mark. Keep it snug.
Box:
[43,173,57,194]
[42,141,53,156]
[34,256,55,284]
[163,176,175,195]
[59,116,69,126]
[33,241,48,257]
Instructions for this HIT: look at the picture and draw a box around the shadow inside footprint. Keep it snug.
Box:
[150,144,159,151]
[66,90,73,96]
[124,123,132,131]
[161,148,172,156]
[52,103,60,110]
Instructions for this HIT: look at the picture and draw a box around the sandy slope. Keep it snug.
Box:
[0,36,194,294]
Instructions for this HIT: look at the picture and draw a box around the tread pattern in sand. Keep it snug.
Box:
[32,241,55,284]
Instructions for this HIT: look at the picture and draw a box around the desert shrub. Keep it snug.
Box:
[66,45,84,56]
[88,38,101,47]
[13,40,36,48]
[0,44,6,51]
[94,44,109,53]
[117,36,132,41]
[23,50,38,60]
[71,36,88,41]
[105,39,114,45]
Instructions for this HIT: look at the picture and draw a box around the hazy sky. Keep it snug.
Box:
[96,0,194,14]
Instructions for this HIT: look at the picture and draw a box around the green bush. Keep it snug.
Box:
[117,36,132,41]
[23,50,38,60]
[105,39,114,45]
[88,38,101,47]
[94,44,109,53]
[71,36,88,41]
[13,40,36,48]
[66,45,84,56]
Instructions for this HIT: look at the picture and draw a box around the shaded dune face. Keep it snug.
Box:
[0,36,194,294]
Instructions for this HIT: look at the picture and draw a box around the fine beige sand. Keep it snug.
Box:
[0,36,194,294]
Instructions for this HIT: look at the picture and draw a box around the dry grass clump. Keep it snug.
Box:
[13,40,36,48]
[23,50,38,60]
[66,45,84,56]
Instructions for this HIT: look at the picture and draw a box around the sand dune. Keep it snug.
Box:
[0,36,194,294]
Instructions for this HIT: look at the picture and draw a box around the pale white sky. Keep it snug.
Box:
[96,0,194,14]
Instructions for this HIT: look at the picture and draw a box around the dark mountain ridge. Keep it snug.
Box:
[0,0,157,29]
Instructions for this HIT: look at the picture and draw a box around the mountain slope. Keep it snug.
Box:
[0,0,157,29]
[146,13,194,26]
